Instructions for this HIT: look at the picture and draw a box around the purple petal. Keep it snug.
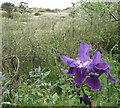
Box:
[67,67,77,76]
[63,69,68,73]
[73,68,87,85]
[86,74,101,91]
[61,55,79,67]
[77,43,91,62]
[37,79,41,82]
[94,61,110,75]
[105,73,117,84]
[48,83,51,86]
[36,84,40,87]
[1,77,5,80]
[93,51,101,64]
[2,87,5,90]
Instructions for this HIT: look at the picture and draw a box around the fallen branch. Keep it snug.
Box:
[3,55,35,60]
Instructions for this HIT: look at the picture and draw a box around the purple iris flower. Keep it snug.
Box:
[61,43,116,91]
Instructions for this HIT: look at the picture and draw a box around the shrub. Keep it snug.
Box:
[34,12,42,16]
[45,8,55,13]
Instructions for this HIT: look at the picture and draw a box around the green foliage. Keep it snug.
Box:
[1,2,15,18]
[45,8,55,13]
[76,1,118,53]
[64,7,71,10]
[34,12,42,16]
[2,58,118,106]
[1,2,15,12]
[52,93,59,103]
[38,9,46,12]
[14,8,24,14]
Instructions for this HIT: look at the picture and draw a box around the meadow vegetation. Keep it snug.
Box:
[1,1,119,107]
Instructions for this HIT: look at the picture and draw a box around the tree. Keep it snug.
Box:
[76,1,118,26]
[1,2,15,18]
[19,2,28,11]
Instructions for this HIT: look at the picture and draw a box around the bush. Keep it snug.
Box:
[38,9,45,12]
[45,8,55,13]
[34,12,42,16]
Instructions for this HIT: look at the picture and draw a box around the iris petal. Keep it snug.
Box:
[93,51,101,64]
[73,68,87,85]
[95,61,116,84]
[77,43,91,62]
[87,51,101,71]
[61,55,79,67]
[105,72,117,84]
[94,61,110,75]
[67,67,77,76]
[108,73,117,84]
[86,74,101,91]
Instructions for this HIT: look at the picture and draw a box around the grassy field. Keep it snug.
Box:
[1,3,119,107]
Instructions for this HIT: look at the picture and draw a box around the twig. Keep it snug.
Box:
[13,55,20,78]
[3,55,34,60]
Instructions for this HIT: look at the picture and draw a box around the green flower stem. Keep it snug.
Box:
[80,85,86,95]
[81,86,86,95]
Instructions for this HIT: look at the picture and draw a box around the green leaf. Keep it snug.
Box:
[69,97,76,106]
[32,90,36,95]
[42,71,50,79]
[14,96,19,104]
[1,102,11,105]
[37,92,43,97]
[60,84,70,93]
[52,93,59,102]
[51,82,59,89]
